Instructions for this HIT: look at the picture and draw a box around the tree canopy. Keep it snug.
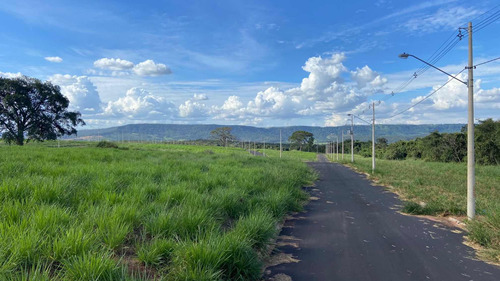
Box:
[0,76,85,145]
[289,130,314,151]
[354,119,499,165]
[210,126,236,147]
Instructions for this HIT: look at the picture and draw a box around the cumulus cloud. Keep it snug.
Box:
[210,53,388,125]
[246,87,302,117]
[477,88,500,108]
[91,58,172,77]
[300,53,347,98]
[94,58,134,70]
[212,96,245,120]
[324,113,345,127]
[44,56,63,63]
[104,87,177,119]
[133,60,172,76]
[193,93,208,100]
[178,94,209,118]
[179,100,208,118]
[0,71,24,79]
[351,65,387,89]
[49,74,102,113]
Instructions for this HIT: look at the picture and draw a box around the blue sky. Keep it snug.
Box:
[1,0,499,128]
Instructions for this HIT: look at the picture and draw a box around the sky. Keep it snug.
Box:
[1,0,499,129]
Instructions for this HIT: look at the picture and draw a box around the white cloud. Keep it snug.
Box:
[299,53,347,98]
[246,87,302,117]
[221,96,243,111]
[193,93,208,100]
[209,53,389,125]
[133,60,172,76]
[104,87,177,119]
[49,74,102,113]
[179,99,208,118]
[0,71,23,79]
[351,65,387,89]
[404,6,482,33]
[94,58,134,70]
[44,56,63,63]
[212,95,245,120]
[477,88,500,108]
[428,74,469,110]
[324,113,346,127]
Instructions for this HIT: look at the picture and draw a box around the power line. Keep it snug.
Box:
[474,56,500,67]
[351,4,498,119]
[386,68,466,120]
[475,12,500,33]
[469,3,500,23]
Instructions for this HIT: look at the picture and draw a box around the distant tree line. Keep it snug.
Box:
[349,119,499,165]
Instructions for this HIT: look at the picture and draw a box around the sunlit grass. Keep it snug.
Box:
[255,147,318,161]
[0,142,315,280]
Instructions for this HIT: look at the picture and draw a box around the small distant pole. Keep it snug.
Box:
[372,101,376,173]
[342,130,344,160]
[336,136,339,160]
[279,129,282,158]
[350,115,354,163]
[264,140,266,156]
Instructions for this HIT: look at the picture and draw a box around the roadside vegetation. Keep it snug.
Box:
[0,142,315,280]
[331,154,499,262]
[256,148,318,162]
[346,118,499,165]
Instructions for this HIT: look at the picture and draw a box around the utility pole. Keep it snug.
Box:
[336,136,339,161]
[350,115,354,162]
[280,129,282,158]
[467,21,475,219]
[330,142,333,159]
[372,101,376,173]
[341,130,344,160]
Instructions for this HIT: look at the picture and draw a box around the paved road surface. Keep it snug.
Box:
[264,154,499,281]
[249,150,264,156]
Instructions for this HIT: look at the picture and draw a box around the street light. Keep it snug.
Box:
[399,21,475,219]
[398,53,467,85]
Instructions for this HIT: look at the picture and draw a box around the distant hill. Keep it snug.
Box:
[69,123,465,143]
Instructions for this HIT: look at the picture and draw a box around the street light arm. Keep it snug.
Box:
[399,53,467,85]
[353,115,371,125]
[348,113,371,125]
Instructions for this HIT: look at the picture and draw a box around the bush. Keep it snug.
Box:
[96,141,118,149]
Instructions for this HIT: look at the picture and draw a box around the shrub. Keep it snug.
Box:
[96,141,119,149]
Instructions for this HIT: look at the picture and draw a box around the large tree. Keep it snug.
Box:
[0,76,85,145]
[289,130,314,151]
[210,126,236,147]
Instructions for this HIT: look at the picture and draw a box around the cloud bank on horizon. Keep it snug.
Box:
[0,0,499,128]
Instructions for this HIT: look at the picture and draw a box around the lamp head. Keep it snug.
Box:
[399,53,409,59]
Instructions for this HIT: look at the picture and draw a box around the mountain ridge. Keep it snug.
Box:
[69,123,466,143]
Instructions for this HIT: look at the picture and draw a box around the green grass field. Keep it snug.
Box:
[330,154,500,262]
[255,148,318,162]
[0,142,316,280]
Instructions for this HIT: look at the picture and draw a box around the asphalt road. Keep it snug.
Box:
[249,149,264,156]
[264,154,499,281]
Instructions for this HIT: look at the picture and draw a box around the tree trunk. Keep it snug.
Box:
[16,128,24,146]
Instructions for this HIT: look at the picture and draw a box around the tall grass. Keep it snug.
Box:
[334,154,500,262]
[0,142,315,280]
